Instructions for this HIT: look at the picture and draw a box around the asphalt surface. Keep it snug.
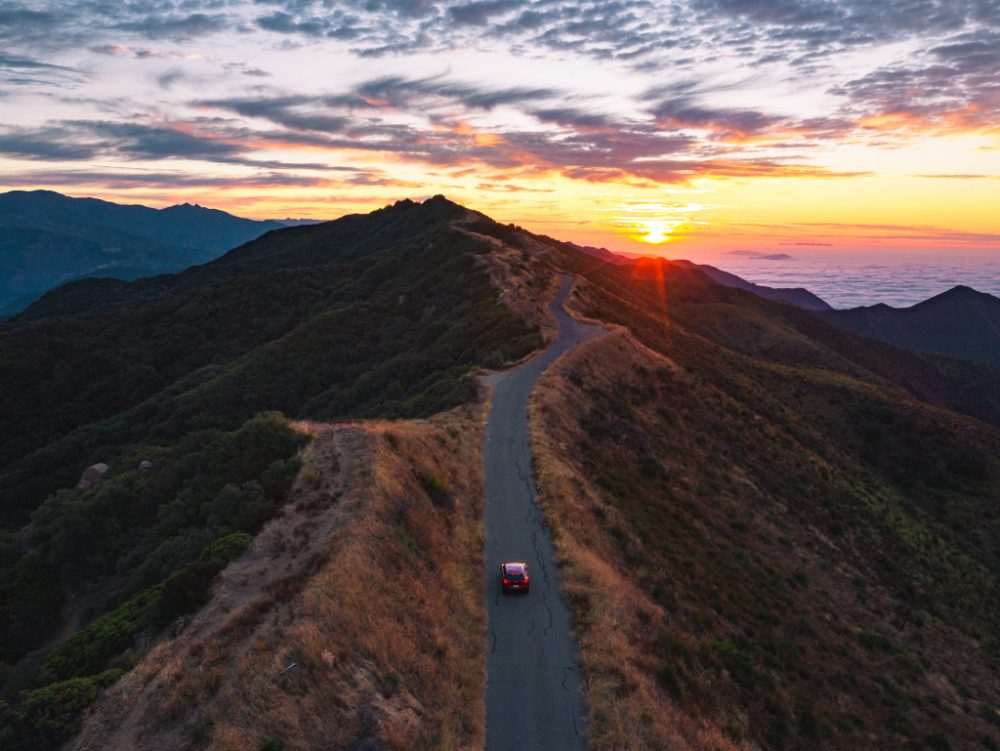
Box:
[482,274,604,751]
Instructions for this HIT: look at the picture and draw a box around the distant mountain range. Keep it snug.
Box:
[820,285,1000,368]
[0,190,286,315]
[672,258,833,311]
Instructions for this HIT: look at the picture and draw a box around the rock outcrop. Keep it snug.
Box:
[77,463,109,490]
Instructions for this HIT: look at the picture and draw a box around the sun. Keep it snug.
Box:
[612,201,707,246]
[639,220,672,244]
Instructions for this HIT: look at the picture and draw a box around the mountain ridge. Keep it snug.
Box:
[0,189,285,314]
[820,283,1000,367]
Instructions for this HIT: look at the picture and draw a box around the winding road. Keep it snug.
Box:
[482,274,604,751]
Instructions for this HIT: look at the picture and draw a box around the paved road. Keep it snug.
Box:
[482,274,604,751]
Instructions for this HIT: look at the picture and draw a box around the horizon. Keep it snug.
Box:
[7,185,1000,308]
[1,1,999,263]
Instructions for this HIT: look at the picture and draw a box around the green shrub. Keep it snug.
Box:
[198,532,252,566]
[45,532,251,682]
[44,589,160,681]
[7,670,124,750]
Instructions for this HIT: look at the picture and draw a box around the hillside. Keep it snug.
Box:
[527,253,1000,750]
[1,197,998,751]
[0,196,550,749]
[0,190,285,314]
[70,411,488,751]
[821,285,1000,368]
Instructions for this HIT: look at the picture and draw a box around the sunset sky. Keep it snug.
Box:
[1,0,998,260]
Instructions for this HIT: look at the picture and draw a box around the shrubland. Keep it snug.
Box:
[530,258,1000,750]
[0,197,545,748]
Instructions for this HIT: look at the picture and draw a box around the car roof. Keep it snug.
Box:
[502,561,527,569]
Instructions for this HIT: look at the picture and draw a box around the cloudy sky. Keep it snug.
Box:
[1,0,998,257]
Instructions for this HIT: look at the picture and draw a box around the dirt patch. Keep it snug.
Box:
[71,405,488,751]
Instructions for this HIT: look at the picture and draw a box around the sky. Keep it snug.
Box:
[0,0,999,260]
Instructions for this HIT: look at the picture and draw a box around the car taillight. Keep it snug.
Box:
[502,579,509,585]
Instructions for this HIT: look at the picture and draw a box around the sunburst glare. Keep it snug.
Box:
[613,202,709,246]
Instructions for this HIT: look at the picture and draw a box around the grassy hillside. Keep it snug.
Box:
[0,196,543,525]
[530,256,1000,750]
[70,412,488,751]
[0,197,547,748]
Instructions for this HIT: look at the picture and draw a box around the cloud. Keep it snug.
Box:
[0,168,333,190]
[652,98,784,139]
[0,125,102,160]
[1,0,997,202]
[914,173,1000,180]
[530,107,616,129]
[197,95,352,132]
[790,220,1000,245]
[88,44,131,56]
[0,53,71,70]
[0,6,57,44]
[828,27,1000,135]
[449,0,524,26]
[0,120,334,169]
[355,75,560,109]
[238,0,1000,70]
[0,52,79,87]
[257,11,327,37]
[196,76,562,140]
[113,13,229,40]
[156,69,186,89]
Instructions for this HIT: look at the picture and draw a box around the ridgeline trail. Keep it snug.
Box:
[482,273,604,751]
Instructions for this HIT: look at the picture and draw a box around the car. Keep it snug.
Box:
[500,561,530,594]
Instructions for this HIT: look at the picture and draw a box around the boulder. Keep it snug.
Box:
[77,463,109,490]
[137,460,154,473]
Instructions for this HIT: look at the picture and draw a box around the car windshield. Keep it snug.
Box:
[506,564,524,577]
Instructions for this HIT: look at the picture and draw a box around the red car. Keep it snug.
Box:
[500,561,530,594]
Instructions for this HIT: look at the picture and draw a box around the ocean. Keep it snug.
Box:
[704,253,1000,310]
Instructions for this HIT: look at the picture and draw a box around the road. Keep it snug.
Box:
[482,273,604,751]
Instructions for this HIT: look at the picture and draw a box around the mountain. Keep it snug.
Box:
[536,250,1000,751]
[0,190,285,314]
[0,197,998,751]
[820,285,1000,368]
[0,195,547,750]
[567,241,633,265]
[571,246,832,311]
[673,258,833,311]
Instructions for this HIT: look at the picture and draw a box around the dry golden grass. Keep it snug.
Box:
[472,233,559,345]
[530,291,1000,750]
[530,331,749,751]
[70,405,488,751]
